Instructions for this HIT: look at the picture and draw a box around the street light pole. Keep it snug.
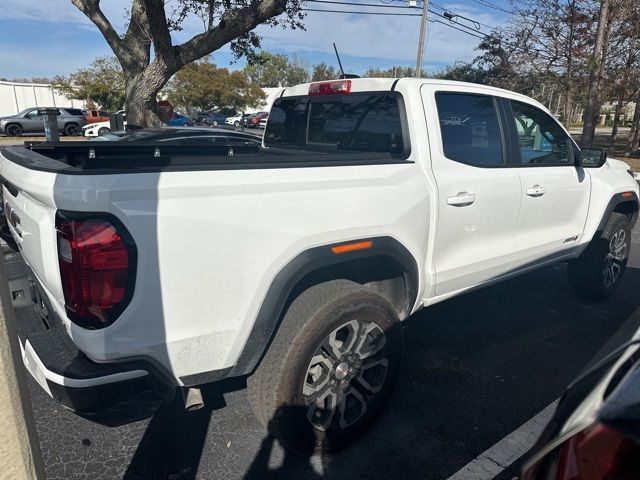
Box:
[414,0,430,78]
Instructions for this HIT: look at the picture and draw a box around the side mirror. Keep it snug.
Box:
[579,148,607,168]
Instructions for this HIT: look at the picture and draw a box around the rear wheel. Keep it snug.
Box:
[247,280,402,454]
[568,212,631,300]
[97,127,110,136]
[64,123,80,136]
[5,124,22,136]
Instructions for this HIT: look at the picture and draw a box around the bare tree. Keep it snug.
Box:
[580,0,611,147]
[71,0,303,127]
[626,94,640,156]
[505,0,596,116]
[608,21,638,151]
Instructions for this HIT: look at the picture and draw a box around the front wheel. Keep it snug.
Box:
[247,280,402,454]
[568,212,631,300]
[5,124,22,136]
[97,127,110,136]
[234,120,240,127]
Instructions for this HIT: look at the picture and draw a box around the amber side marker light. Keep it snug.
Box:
[331,240,373,254]
[621,192,634,198]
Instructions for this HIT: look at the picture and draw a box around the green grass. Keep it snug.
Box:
[625,157,640,172]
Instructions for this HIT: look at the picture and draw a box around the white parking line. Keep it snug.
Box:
[447,400,559,480]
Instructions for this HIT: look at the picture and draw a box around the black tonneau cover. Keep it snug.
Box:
[0,141,409,175]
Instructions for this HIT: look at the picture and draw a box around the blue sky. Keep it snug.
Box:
[0,0,510,79]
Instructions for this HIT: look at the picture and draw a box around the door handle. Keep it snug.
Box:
[526,185,546,197]
[447,192,476,207]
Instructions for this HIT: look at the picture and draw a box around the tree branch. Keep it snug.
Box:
[71,0,127,61]
[121,0,152,69]
[141,0,173,57]
[208,0,215,30]
[174,0,288,67]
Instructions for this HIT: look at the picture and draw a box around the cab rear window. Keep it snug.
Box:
[264,92,408,157]
[64,108,85,116]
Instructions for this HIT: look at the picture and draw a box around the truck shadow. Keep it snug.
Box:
[120,263,640,479]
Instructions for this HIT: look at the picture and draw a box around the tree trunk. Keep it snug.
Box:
[625,97,640,157]
[609,101,624,152]
[123,63,171,128]
[581,0,610,147]
[611,29,637,153]
[563,0,576,124]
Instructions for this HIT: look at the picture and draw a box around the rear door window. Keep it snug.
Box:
[509,101,572,165]
[64,108,85,116]
[264,92,407,157]
[435,93,504,166]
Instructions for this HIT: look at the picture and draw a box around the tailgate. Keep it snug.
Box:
[0,152,61,304]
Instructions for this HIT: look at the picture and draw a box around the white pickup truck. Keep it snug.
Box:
[1,78,638,453]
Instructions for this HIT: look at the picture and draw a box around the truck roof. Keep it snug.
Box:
[281,77,546,112]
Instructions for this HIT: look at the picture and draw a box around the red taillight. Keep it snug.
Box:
[308,80,352,96]
[556,423,640,480]
[56,212,136,329]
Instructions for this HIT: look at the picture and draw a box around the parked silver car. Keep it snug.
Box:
[0,107,87,137]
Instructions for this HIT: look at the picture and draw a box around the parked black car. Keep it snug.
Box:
[522,335,640,479]
[196,112,228,126]
[0,107,87,136]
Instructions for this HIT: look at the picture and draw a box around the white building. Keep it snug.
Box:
[0,80,283,117]
[0,80,83,116]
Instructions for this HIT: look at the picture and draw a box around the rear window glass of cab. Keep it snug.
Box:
[264,92,408,157]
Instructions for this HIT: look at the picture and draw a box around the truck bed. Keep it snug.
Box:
[1,141,408,175]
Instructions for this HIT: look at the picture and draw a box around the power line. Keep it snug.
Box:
[301,2,544,55]
[300,6,488,40]
[429,1,499,30]
[431,18,485,39]
[306,0,417,9]
[376,0,505,29]
[471,0,518,16]
[305,0,494,37]
[301,7,420,16]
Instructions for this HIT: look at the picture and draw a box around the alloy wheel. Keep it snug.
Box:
[603,228,627,288]
[302,319,389,431]
[66,124,80,136]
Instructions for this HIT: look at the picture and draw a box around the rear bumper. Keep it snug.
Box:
[14,276,175,415]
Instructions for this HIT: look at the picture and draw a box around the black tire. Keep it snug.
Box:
[64,123,80,136]
[234,120,240,127]
[247,279,402,454]
[568,212,631,300]
[5,124,22,137]
[97,127,110,136]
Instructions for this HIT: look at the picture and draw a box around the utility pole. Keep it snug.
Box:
[414,0,430,78]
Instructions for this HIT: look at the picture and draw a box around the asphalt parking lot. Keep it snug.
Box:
[5,211,638,480]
